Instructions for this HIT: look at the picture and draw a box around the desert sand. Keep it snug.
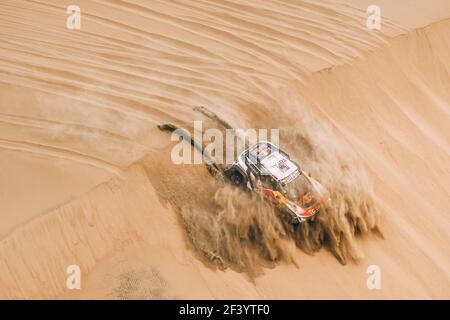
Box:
[0,0,449,299]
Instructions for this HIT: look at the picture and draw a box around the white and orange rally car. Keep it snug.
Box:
[224,141,329,224]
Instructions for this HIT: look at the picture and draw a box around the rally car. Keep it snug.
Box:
[224,141,329,224]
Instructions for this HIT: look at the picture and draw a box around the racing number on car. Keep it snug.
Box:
[272,158,290,173]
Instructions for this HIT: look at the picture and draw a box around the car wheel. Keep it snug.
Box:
[229,172,243,186]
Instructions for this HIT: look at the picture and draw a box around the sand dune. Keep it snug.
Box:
[0,1,449,299]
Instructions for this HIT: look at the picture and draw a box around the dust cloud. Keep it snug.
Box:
[175,97,382,275]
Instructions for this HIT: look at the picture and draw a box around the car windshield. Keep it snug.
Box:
[282,173,313,201]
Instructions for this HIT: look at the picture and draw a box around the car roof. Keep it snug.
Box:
[247,141,278,160]
[245,141,299,181]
